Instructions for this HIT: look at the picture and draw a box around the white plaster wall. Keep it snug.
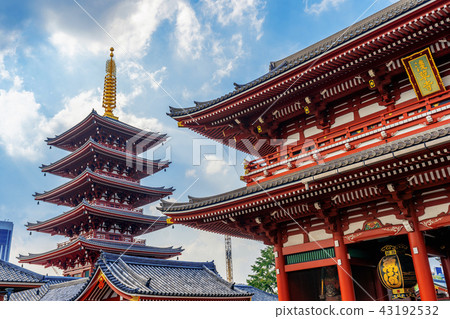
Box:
[357,138,380,148]
[284,233,304,247]
[419,203,449,222]
[358,103,386,118]
[304,126,322,138]
[283,132,300,146]
[395,124,426,137]
[377,214,401,225]
[308,229,332,242]
[442,74,450,87]
[324,150,346,159]
[331,112,354,129]
[396,89,416,104]
[344,220,365,235]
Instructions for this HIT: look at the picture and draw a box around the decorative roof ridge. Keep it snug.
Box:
[235,283,278,297]
[112,257,151,290]
[201,264,235,290]
[43,275,79,283]
[101,252,212,269]
[0,259,45,282]
[270,0,429,69]
[46,277,88,290]
[167,0,431,118]
[161,124,450,212]
[85,238,184,252]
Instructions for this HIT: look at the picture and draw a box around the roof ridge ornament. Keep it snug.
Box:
[102,47,118,120]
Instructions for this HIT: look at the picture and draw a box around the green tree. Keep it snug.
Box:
[246,246,277,294]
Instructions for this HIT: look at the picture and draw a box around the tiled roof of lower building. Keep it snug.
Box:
[74,252,253,299]
[40,278,89,301]
[0,259,44,284]
[10,277,88,301]
[235,284,278,301]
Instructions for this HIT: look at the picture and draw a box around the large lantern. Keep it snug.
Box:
[377,244,417,299]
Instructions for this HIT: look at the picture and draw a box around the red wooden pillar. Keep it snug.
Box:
[440,255,450,293]
[333,222,356,301]
[274,231,290,301]
[407,212,437,301]
[374,274,388,301]
[0,294,4,301]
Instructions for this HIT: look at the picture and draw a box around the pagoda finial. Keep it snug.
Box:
[102,47,118,120]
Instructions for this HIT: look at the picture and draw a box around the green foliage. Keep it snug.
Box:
[246,246,277,294]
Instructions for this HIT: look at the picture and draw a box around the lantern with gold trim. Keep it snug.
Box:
[377,244,417,299]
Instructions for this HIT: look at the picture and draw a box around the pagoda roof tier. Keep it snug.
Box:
[167,0,449,156]
[160,125,450,241]
[18,236,183,266]
[46,110,167,153]
[41,137,170,179]
[34,168,174,208]
[26,200,170,236]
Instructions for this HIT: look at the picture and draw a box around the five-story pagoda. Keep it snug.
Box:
[19,48,182,277]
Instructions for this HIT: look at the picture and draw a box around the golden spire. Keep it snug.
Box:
[102,47,118,120]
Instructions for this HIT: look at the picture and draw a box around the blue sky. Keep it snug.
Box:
[0,0,398,282]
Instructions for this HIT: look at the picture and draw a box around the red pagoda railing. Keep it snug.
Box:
[56,233,147,248]
[89,200,144,214]
[95,170,139,184]
[243,90,450,183]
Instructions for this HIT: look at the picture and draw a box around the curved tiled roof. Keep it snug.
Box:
[34,168,174,206]
[39,278,89,301]
[0,260,44,283]
[9,276,81,301]
[18,236,183,262]
[161,124,450,213]
[41,137,170,174]
[46,109,167,145]
[26,199,169,232]
[73,252,252,299]
[168,0,430,118]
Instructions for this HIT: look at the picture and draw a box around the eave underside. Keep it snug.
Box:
[19,238,183,268]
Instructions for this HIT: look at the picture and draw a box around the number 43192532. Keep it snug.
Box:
[379,305,438,316]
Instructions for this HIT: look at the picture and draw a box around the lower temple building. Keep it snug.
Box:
[10,253,254,301]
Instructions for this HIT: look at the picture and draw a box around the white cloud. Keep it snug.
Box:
[204,154,230,175]
[212,33,243,82]
[44,0,205,60]
[109,0,177,59]
[185,168,197,177]
[304,0,347,15]
[120,61,167,91]
[175,1,205,59]
[0,30,20,80]
[0,84,47,159]
[202,0,265,40]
